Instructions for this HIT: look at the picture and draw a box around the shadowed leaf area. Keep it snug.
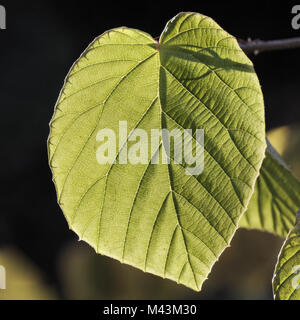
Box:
[240,140,300,238]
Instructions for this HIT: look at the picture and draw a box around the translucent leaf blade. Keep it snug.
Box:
[273,210,300,300]
[48,12,266,291]
[240,140,300,238]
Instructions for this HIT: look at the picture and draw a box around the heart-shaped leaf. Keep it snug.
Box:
[48,12,266,291]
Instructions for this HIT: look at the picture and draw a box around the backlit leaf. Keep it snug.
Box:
[273,210,300,300]
[48,12,266,291]
[240,140,300,238]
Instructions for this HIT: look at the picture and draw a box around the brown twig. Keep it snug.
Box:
[239,37,300,55]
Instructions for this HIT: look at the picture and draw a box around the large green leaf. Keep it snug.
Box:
[240,140,300,238]
[273,210,300,299]
[48,12,266,291]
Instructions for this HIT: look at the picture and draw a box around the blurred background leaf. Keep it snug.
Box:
[268,124,300,179]
[0,247,56,299]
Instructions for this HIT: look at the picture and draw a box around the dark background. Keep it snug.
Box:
[0,0,299,299]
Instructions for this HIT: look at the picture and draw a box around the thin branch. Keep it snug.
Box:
[239,37,300,55]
